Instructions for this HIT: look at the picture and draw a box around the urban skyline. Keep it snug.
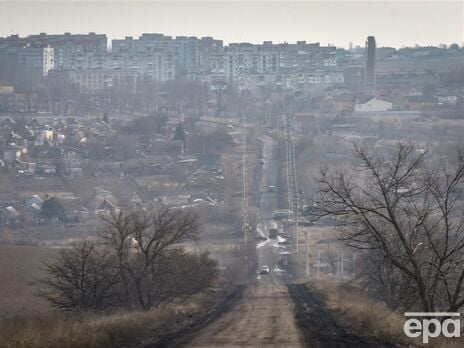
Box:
[0,1,463,49]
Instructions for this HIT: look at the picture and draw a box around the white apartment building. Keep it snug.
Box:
[42,46,54,76]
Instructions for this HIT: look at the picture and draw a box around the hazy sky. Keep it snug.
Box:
[0,1,462,48]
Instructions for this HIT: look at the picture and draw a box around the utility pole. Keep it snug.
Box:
[241,116,250,263]
[284,94,299,254]
[305,229,310,279]
[284,93,306,277]
[336,252,347,281]
[180,112,185,157]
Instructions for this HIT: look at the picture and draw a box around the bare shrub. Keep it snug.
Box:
[39,240,119,312]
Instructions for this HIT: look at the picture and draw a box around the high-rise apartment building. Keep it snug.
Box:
[0,32,107,72]
[1,31,345,89]
[111,34,223,77]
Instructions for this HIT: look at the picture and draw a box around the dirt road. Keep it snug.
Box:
[182,134,304,347]
[185,281,304,347]
[171,133,385,348]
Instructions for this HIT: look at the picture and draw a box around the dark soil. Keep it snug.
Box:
[288,283,397,348]
[131,285,246,348]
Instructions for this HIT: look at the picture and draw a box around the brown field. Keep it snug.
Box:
[0,245,58,321]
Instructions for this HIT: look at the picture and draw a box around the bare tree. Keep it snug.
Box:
[313,143,464,312]
[99,208,208,310]
[40,208,217,312]
[39,240,120,312]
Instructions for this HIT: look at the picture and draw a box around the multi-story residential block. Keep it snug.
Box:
[173,36,200,74]
[221,43,279,80]
[198,37,223,74]
[17,47,44,70]
[69,69,138,93]
[112,34,194,76]
[106,50,174,81]
[112,34,172,53]
[1,32,107,72]
[236,70,344,91]
[213,41,338,83]
[1,31,345,90]
[13,45,54,77]
[111,34,223,77]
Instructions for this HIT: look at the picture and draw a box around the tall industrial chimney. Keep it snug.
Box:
[365,36,376,88]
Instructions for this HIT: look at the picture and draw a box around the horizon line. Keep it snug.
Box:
[1,31,462,50]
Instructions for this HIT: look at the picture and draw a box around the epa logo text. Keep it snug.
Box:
[404,312,461,344]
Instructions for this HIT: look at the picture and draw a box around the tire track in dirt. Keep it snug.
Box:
[182,282,304,347]
[288,284,397,348]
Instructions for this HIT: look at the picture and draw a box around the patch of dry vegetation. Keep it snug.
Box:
[0,245,58,321]
[0,244,214,348]
[0,301,203,348]
[311,281,464,348]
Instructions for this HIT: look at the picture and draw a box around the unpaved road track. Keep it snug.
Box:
[182,134,304,347]
[288,284,389,348]
[174,133,386,348]
[185,281,304,347]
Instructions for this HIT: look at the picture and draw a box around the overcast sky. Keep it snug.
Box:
[0,1,462,48]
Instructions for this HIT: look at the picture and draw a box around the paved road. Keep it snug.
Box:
[185,133,304,347]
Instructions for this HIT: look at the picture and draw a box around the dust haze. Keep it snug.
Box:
[0,1,463,347]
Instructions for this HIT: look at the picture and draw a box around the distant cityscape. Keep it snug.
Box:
[1,32,463,94]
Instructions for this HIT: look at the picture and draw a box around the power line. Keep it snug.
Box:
[284,95,301,258]
[241,117,250,259]
[284,94,310,280]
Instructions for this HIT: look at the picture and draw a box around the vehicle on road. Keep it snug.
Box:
[269,221,278,238]
[267,185,276,192]
[258,158,265,164]
[260,265,270,274]
[273,209,291,220]
[298,219,311,226]
[269,228,278,239]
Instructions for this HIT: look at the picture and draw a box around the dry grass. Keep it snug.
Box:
[311,280,464,348]
[0,244,208,348]
[0,245,58,321]
[312,281,409,345]
[0,303,201,348]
